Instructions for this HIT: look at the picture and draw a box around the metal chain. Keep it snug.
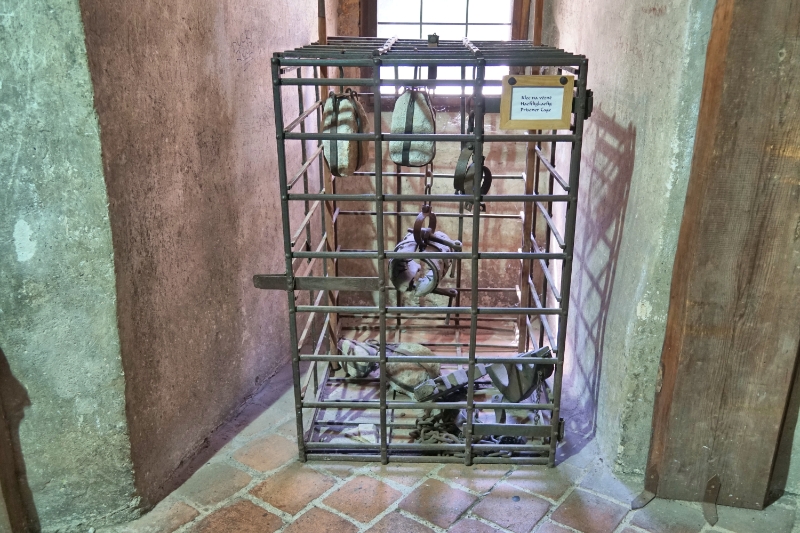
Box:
[422,163,434,206]
[533,372,547,426]
[410,410,518,458]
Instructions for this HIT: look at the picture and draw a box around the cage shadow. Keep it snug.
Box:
[557,106,636,462]
[0,347,39,532]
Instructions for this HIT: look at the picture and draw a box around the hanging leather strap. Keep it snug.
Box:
[401,90,416,166]
[453,144,474,194]
[349,89,364,169]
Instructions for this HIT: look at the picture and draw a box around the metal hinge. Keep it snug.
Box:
[631,464,659,510]
[557,418,565,441]
[572,89,594,120]
[703,474,721,526]
[585,89,594,119]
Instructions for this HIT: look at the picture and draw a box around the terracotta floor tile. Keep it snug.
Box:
[472,482,550,533]
[534,520,575,533]
[630,498,705,533]
[190,500,282,533]
[438,464,512,494]
[580,463,642,504]
[323,475,402,523]
[369,463,436,486]
[365,511,435,533]
[551,489,628,533]
[506,464,581,501]
[556,437,599,470]
[716,502,796,533]
[314,461,365,479]
[448,518,503,532]
[174,463,251,507]
[238,392,295,438]
[232,434,297,471]
[398,478,478,529]
[437,463,511,492]
[276,417,298,439]
[282,507,358,533]
[250,463,336,515]
[118,500,198,533]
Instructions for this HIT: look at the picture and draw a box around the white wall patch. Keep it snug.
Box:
[13,219,37,261]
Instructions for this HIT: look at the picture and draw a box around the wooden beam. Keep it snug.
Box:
[531,0,543,46]
[512,0,531,41]
[647,0,800,510]
[360,0,377,38]
[0,376,29,532]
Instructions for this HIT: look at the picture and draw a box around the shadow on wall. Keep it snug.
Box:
[0,348,38,532]
[769,344,800,503]
[558,106,636,460]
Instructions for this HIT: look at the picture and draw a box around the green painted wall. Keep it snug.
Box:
[0,0,138,530]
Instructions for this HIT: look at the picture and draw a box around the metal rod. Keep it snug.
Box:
[535,144,569,191]
[300,454,551,465]
[280,77,502,87]
[371,57,390,465]
[285,99,323,133]
[376,21,513,26]
[352,171,524,179]
[292,251,567,260]
[531,234,562,301]
[550,58,588,465]
[296,290,325,349]
[303,400,554,410]
[288,145,324,189]
[298,354,561,364]
[295,305,563,315]
[336,210,522,220]
[284,132,576,143]
[536,202,565,248]
[272,57,306,461]
[288,193,573,203]
[291,199,321,246]
[463,52,486,467]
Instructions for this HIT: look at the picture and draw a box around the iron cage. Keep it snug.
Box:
[256,36,591,467]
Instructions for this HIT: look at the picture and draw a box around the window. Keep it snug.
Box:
[376,0,514,95]
[377,0,513,41]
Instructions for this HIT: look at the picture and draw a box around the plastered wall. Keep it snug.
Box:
[542,0,716,473]
[79,0,336,507]
[0,0,138,529]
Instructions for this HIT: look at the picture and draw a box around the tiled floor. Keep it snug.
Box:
[103,370,799,533]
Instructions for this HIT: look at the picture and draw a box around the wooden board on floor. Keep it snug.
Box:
[647,0,800,510]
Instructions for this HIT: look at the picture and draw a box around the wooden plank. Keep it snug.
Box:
[0,388,27,532]
[360,0,377,38]
[511,0,530,41]
[647,0,800,510]
[531,0,543,46]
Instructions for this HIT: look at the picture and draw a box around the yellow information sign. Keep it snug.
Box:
[499,75,574,130]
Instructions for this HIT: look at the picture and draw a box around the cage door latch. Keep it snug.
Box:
[253,274,291,291]
[572,89,594,120]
